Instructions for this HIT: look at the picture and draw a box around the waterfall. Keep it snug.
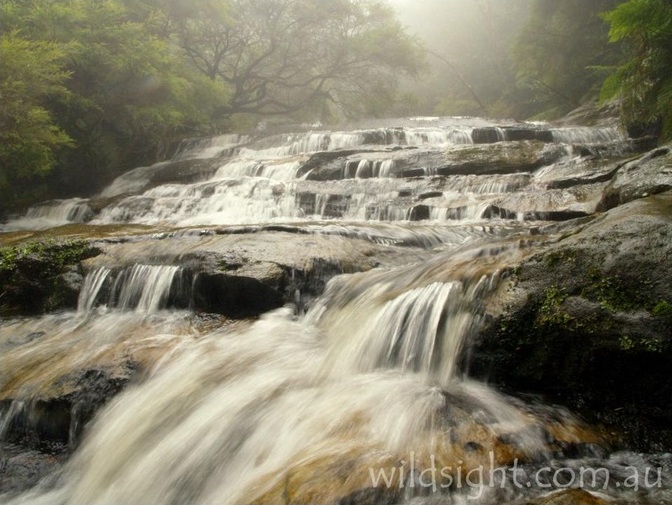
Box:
[4,295,558,505]
[76,265,182,313]
[550,126,624,144]
[0,199,92,231]
[172,134,251,161]
[110,265,181,312]
[3,117,665,505]
[404,127,474,146]
[77,267,111,312]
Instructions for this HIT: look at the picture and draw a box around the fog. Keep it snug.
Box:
[383,0,533,117]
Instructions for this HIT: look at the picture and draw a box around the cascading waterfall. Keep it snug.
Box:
[77,267,111,312]
[77,265,182,313]
[550,126,624,144]
[0,199,93,231]
[4,255,572,505]
[2,117,668,505]
[2,119,627,231]
[172,134,251,161]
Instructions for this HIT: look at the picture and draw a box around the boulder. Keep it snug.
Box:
[0,240,99,317]
[468,192,672,452]
[598,144,672,211]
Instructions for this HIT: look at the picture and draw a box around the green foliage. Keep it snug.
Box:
[160,0,424,121]
[651,300,672,317]
[0,239,93,274]
[0,0,231,208]
[601,0,672,140]
[0,239,98,315]
[536,285,572,327]
[0,33,73,209]
[619,334,665,353]
[582,274,641,313]
[512,0,622,119]
[0,0,421,210]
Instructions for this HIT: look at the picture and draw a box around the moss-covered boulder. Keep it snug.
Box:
[598,144,672,211]
[0,240,100,316]
[468,192,672,451]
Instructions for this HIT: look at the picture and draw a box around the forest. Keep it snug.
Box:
[1,0,671,213]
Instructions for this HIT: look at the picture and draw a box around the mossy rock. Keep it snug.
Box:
[468,193,672,452]
[0,240,100,316]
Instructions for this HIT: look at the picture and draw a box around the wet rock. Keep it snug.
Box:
[0,241,100,316]
[82,230,419,316]
[502,127,555,143]
[100,158,226,199]
[191,264,285,318]
[409,205,431,221]
[597,144,672,211]
[418,191,443,200]
[303,142,567,181]
[0,443,66,496]
[1,366,134,450]
[299,149,384,180]
[472,127,505,144]
[523,488,609,505]
[469,192,672,452]
[488,184,606,222]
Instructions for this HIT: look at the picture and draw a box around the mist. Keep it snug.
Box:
[385,0,533,118]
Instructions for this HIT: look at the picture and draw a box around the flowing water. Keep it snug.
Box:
[1,118,670,504]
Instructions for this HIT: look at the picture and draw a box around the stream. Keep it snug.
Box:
[1,117,671,504]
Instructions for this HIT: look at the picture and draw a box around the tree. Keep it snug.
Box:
[601,0,672,140]
[0,0,420,210]
[512,0,622,119]
[388,0,531,118]
[0,33,73,210]
[162,0,424,120]
[1,0,230,197]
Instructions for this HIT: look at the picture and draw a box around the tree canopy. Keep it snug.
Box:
[601,0,672,139]
[0,33,73,207]
[152,0,423,120]
[511,0,623,119]
[0,0,422,213]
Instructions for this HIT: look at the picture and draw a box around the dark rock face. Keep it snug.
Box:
[0,367,133,497]
[0,241,99,316]
[468,193,672,451]
[598,145,672,211]
[3,112,672,502]
[80,229,420,316]
[0,368,133,450]
[0,442,66,496]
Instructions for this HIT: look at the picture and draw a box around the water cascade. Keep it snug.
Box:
[1,116,670,505]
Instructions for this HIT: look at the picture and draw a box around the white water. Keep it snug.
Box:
[1,119,629,232]
[5,259,561,505]
[11,247,662,504]
[172,134,251,161]
[3,118,667,505]
[0,199,92,231]
[77,265,182,313]
[550,126,625,144]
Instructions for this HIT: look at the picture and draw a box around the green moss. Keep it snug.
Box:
[651,300,672,316]
[544,249,577,269]
[536,285,573,327]
[619,335,635,351]
[581,274,642,313]
[620,334,666,353]
[0,239,99,316]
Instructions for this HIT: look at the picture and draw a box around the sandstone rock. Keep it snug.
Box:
[598,145,672,211]
[468,192,672,452]
[524,488,609,505]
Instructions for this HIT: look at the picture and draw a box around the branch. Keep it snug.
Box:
[427,50,490,116]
